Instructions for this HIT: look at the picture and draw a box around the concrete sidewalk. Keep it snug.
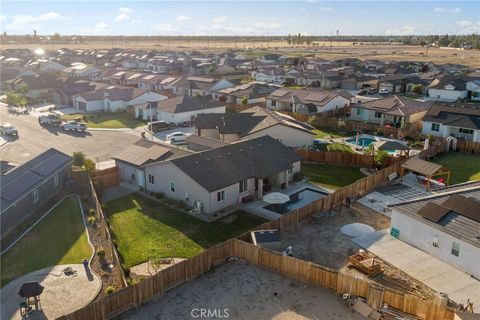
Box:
[353,229,480,312]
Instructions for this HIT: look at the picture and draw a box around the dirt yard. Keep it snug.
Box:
[118,261,366,320]
[3,40,479,67]
[280,203,436,299]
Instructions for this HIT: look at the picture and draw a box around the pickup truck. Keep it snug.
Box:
[38,113,62,126]
[0,123,18,136]
[61,120,87,132]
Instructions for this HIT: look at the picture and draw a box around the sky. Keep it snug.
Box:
[1,1,479,36]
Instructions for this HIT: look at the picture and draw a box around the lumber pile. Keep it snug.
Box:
[348,251,382,277]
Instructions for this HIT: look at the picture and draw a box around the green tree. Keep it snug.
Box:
[241,96,248,105]
[72,151,87,167]
[374,150,389,169]
[5,91,28,107]
[412,84,423,95]
[207,65,216,74]
[84,158,96,174]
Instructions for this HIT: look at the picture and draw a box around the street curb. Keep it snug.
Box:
[86,128,134,132]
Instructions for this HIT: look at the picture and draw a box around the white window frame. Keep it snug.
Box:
[170,182,175,192]
[33,189,39,203]
[239,179,248,193]
[217,190,225,202]
[148,174,155,184]
[451,242,460,257]
[459,128,473,134]
[374,111,382,119]
[431,123,440,132]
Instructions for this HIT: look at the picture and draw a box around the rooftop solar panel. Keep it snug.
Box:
[442,195,480,223]
[417,202,450,222]
[1,171,43,202]
[31,154,70,176]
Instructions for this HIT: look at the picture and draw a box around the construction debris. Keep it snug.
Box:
[348,250,382,277]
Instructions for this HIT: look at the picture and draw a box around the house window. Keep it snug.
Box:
[239,179,248,193]
[53,174,59,187]
[33,189,39,203]
[356,108,363,115]
[288,167,293,174]
[271,100,276,107]
[431,123,440,132]
[170,182,175,192]
[390,227,400,239]
[148,174,155,184]
[374,111,382,119]
[217,190,225,202]
[451,242,460,257]
[459,128,474,134]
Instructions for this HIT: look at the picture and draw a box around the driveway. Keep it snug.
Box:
[353,230,480,312]
[151,126,195,144]
[0,108,141,166]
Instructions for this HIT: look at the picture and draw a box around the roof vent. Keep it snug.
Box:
[217,155,222,158]
[194,161,199,164]
[227,152,232,156]
[239,148,244,152]
[206,157,211,161]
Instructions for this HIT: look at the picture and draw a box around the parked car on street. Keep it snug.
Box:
[38,113,62,126]
[379,88,391,95]
[147,121,172,132]
[0,123,18,136]
[166,132,192,143]
[61,120,87,132]
[357,89,367,96]
[367,88,378,95]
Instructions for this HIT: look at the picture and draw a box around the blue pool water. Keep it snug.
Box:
[263,188,328,215]
[345,137,377,147]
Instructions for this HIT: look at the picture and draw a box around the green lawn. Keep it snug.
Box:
[432,153,480,185]
[312,128,350,139]
[302,163,366,190]
[1,196,92,286]
[105,194,267,268]
[314,142,355,154]
[61,112,146,129]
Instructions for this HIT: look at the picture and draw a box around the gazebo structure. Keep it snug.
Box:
[372,140,411,157]
[400,157,451,191]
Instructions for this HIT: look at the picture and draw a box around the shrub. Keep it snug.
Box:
[88,216,96,226]
[155,192,164,199]
[88,208,96,216]
[105,286,115,295]
[293,172,304,182]
[139,187,144,192]
[96,248,106,258]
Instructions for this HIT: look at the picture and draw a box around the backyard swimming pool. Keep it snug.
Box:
[263,188,328,215]
[345,137,377,147]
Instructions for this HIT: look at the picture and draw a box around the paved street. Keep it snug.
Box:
[0,108,141,166]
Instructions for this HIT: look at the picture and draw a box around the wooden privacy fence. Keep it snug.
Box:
[297,149,403,168]
[455,139,480,154]
[92,166,120,189]
[58,240,233,320]
[231,239,455,320]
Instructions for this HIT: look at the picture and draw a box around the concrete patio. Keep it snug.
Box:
[1,264,101,319]
[244,181,330,220]
[353,229,480,312]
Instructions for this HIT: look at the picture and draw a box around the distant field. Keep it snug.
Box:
[3,40,479,67]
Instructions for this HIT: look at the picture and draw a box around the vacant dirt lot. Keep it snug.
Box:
[3,40,479,67]
[118,261,366,320]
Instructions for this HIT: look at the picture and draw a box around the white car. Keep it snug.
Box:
[62,120,87,132]
[0,123,18,136]
[166,132,191,143]
[379,88,391,95]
